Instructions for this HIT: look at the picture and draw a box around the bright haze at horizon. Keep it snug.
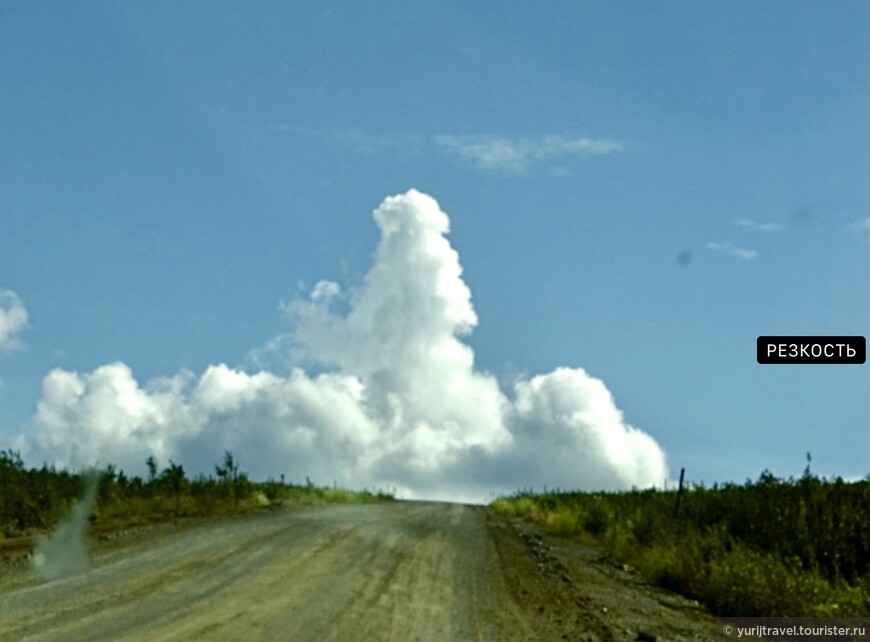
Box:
[0,2,867,500]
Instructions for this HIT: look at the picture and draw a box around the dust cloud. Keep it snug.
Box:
[32,470,99,581]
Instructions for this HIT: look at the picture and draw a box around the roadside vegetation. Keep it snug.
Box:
[0,449,394,542]
[491,470,870,617]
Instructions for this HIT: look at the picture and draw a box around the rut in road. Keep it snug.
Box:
[0,502,715,641]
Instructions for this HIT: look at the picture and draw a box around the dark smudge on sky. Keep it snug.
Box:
[676,250,693,267]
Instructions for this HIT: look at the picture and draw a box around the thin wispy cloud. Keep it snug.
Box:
[734,218,783,232]
[331,130,410,153]
[0,289,28,350]
[271,124,405,154]
[434,134,623,173]
[707,242,758,261]
[851,217,870,246]
[272,125,623,174]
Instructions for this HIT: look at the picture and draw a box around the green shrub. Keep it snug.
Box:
[703,545,822,616]
[1,450,395,537]
[581,500,610,536]
[491,499,516,517]
[544,507,578,537]
[636,534,711,598]
[490,474,870,617]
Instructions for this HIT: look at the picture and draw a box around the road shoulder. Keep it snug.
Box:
[485,509,717,642]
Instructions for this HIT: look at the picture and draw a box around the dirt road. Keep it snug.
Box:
[0,502,715,641]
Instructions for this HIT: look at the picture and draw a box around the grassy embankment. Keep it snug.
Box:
[491,471,870,617]
[0,449,393,547]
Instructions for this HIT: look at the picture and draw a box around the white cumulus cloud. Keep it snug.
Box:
[0,289,28,350]
[18,190,667,502]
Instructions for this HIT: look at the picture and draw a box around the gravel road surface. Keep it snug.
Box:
[0,502,715,641]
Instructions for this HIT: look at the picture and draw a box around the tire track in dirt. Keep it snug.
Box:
[0,502,715,641]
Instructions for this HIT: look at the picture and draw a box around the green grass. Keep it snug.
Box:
[0,449,394,539]
[491,472,870,617]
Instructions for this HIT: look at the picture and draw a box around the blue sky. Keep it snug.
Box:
[1,2,867,497]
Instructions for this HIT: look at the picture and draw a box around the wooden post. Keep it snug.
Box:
[673,467,685,520]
